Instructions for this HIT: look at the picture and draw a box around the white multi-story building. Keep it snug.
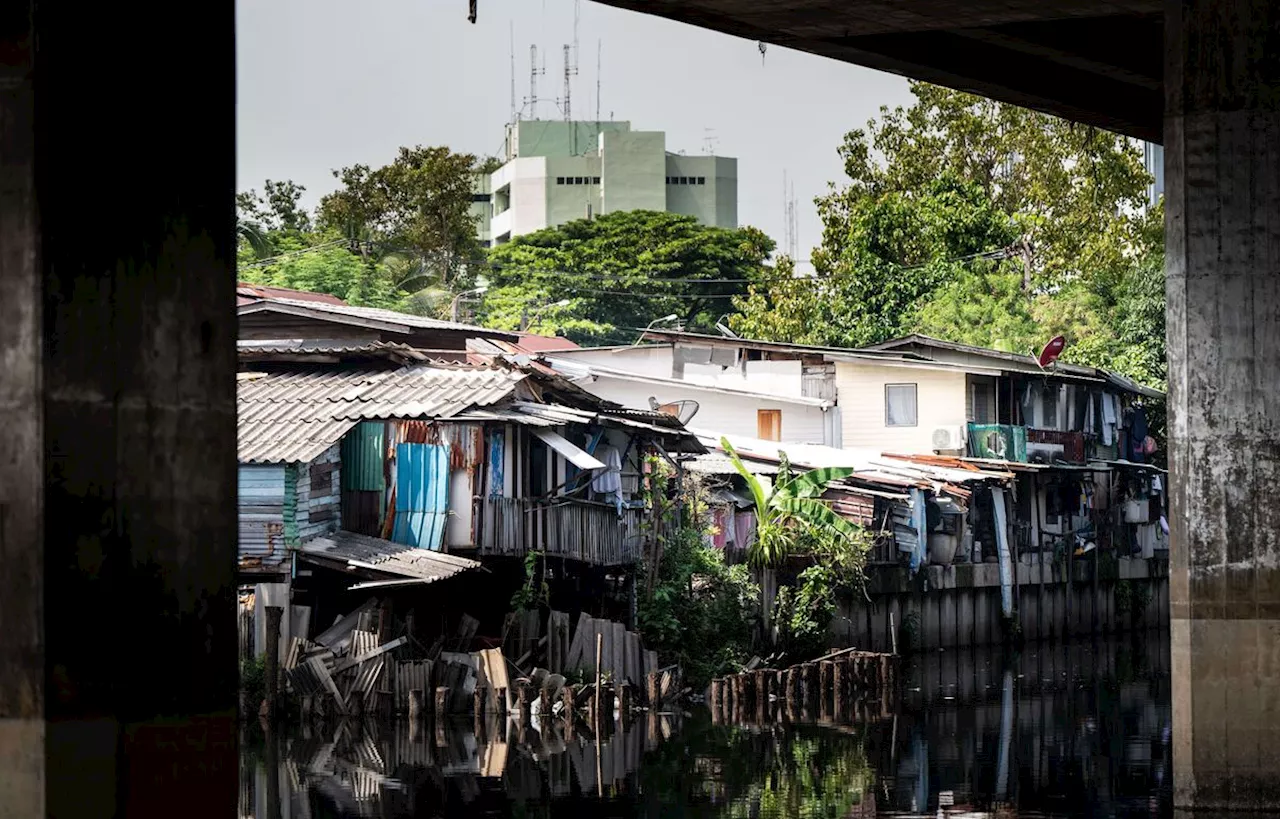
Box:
[474,120,738,246]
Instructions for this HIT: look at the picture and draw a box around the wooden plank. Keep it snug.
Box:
[625,632,641,687]
[331,636,407,674]
[547,610,570,674]
[644,650,657,682]
[611,622,625,686]
[567,613,590,670]
[453,613,480,651]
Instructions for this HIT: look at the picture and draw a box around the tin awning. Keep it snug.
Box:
[531,428,607,470]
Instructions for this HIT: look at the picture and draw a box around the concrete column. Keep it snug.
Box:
[1166,0,1280,808]
[0,1,237,815]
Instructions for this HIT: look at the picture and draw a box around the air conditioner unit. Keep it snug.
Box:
[1026,441,1065,464]
[931,425,967,451]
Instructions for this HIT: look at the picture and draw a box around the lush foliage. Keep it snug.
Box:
[237,145,494,314]
[771,564,840,661]
[478,211,776,345]
[510,550,551,612]
[722,439,866,568]
[731,82,1165,391]
[636,464,759,688]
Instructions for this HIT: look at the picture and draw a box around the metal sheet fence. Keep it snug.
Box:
[476,497,642,566]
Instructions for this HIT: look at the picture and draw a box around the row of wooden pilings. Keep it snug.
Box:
[708,650,899,725]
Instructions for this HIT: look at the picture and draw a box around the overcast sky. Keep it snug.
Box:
[236,0,913,267]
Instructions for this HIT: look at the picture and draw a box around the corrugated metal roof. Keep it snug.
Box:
[298,530,482,587]
[238,364,526,463]
[242,297,520,339]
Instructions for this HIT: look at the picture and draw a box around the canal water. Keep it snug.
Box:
[241,632,1171,818]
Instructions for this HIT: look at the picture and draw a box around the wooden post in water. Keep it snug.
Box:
[820,661,835,722]
[741,673,755,722]
[832,660,845,723]
[647,671,661,710]
[619,683,632,726]
[784,668,800,721]
[435,686,449,720]
[539,686,552,723]
[709,678,721,721]
[752,670,762,721]
[802,664,818,720]
[517,682,531,725]
[263,605,283,722]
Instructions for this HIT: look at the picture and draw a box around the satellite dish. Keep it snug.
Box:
[715,322,739,339]
[656,400,700,425]
[1038,335,1066,368]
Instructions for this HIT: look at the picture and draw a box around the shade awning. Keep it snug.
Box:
[531,428,606,470]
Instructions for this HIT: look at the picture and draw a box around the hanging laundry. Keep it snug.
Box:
[1130,406,1149,462]
[1101,394,1118,445]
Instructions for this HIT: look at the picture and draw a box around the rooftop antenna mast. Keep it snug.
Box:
[526,45,545,119]
[783,171,798,258]
[509,22,517,122]
[595,39,602,124]
[702,128,718,155]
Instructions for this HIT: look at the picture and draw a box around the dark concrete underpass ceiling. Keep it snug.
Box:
[589,0,1163,143]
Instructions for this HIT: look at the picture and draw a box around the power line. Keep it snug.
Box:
[240,238,348,268]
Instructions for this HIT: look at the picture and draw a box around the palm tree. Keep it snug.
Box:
[237,219,272,260]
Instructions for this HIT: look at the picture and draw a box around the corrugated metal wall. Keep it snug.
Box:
[239,465,287,567]
[341,421,386,492]
[392,442,451,550]
[298,443,342,543]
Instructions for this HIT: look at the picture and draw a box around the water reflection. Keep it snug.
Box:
[241,632,1172,818]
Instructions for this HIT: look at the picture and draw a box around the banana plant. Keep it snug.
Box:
[721,437,862,568]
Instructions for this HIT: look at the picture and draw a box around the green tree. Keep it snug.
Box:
[479,210,776,345]
[731,82,1164,388]
[317,146,488,309]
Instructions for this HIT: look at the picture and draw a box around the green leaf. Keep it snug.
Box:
[777,466,858,499]
[721,437,771,522]
[774,497,864,540]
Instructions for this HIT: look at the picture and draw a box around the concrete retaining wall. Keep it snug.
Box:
[834,556,1168,652]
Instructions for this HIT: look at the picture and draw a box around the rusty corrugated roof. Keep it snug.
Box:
[238,364,526,463]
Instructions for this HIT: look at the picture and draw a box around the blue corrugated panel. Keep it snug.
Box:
[487,429,504,497]
[392,442,451,550]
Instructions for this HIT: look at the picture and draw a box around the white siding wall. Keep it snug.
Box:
[835,362,968,452]
[584,375,829,444]
[552,346,675,378]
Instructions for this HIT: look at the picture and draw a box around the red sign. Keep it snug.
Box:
[1038,335,1066,368]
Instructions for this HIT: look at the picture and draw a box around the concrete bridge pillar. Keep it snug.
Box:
[0,2,237,815]
[1166,0,1280,809]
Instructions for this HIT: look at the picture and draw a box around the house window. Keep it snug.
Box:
[885,384,918,427]
[757,409,782,442]
[592,176,601,184]
[697,176,706,185]
[556,177,565,185]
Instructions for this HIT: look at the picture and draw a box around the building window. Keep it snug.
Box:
[697,176,706,185]
[757,409,782,442]
[472,193,491,202]
[592,176,601,184]
[885,384,918,427]
[557,177,565,185]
